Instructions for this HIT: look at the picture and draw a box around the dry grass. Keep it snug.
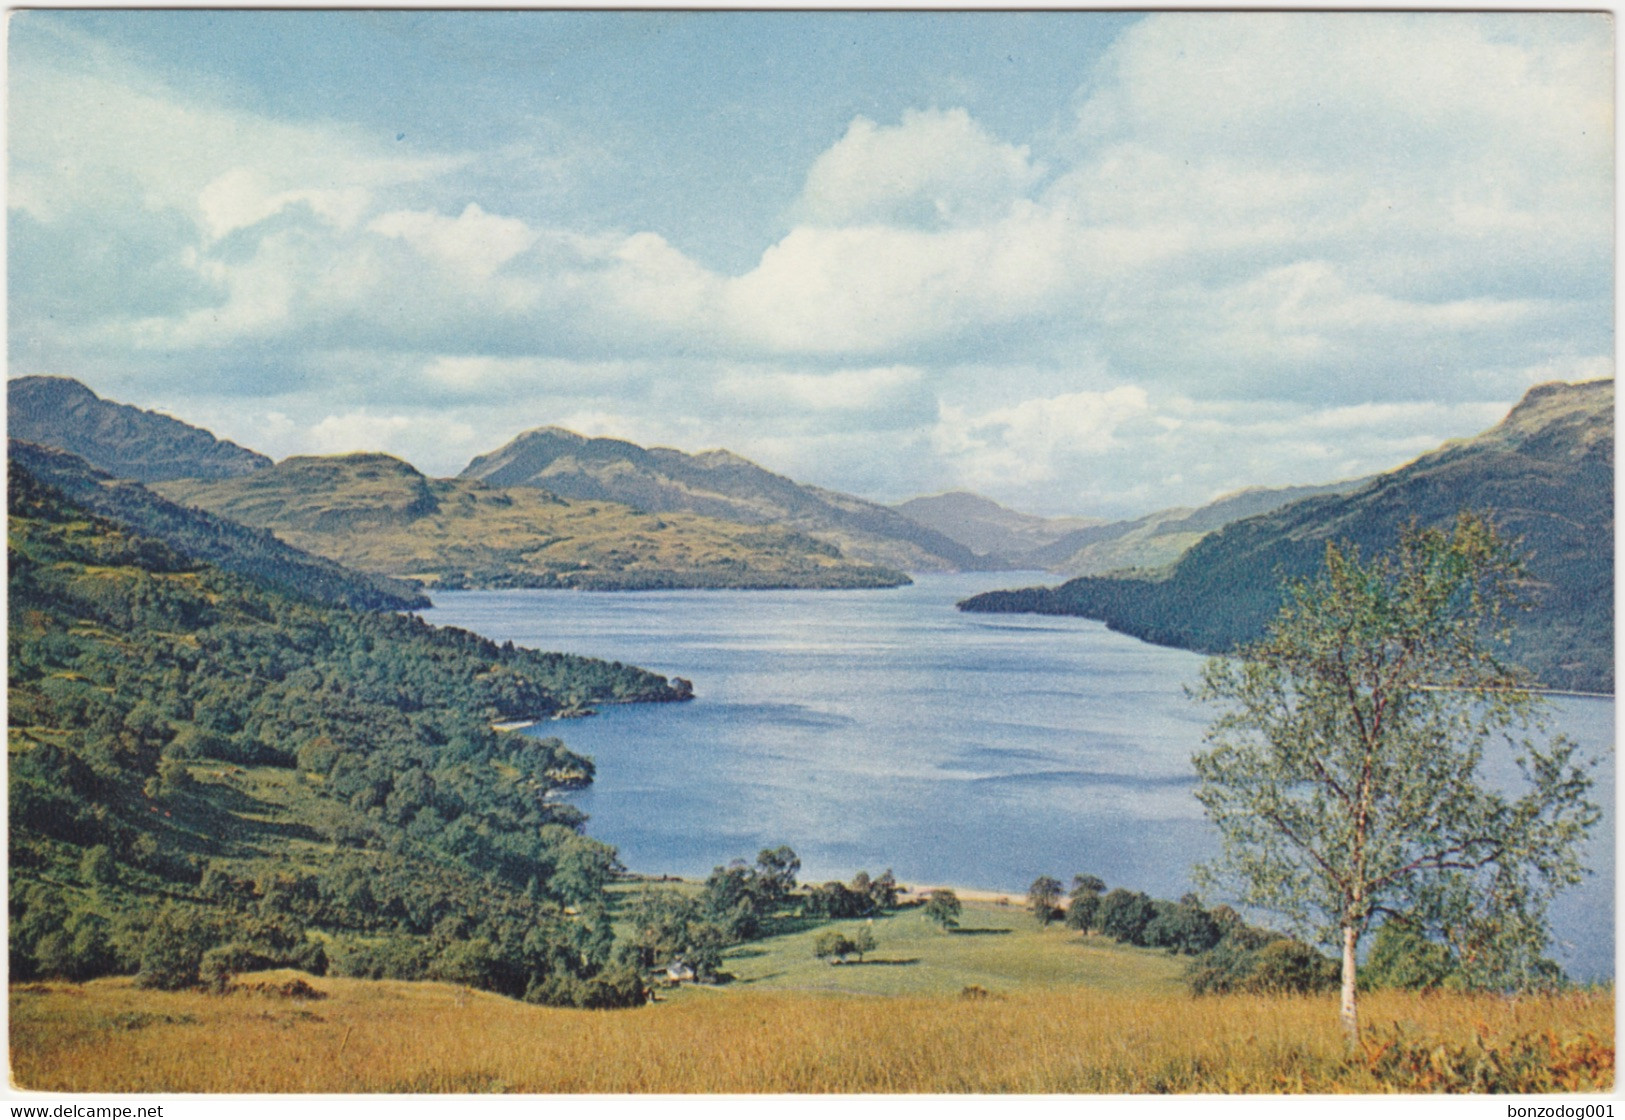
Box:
[11,971,1612,1094]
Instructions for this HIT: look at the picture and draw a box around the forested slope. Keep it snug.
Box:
[11,440,429,611]
[9,466,690,1005]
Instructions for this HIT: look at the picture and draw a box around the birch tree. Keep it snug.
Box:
[1191,512,1597,1045]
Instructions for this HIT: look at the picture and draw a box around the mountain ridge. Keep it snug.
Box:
[156,453,912,591]
[461,426,982,572]
[959,379,1614,694]
[8,375,272,482]
[10,440,429,611]
[891,491,1103,565]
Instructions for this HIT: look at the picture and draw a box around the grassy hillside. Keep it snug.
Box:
[11,440,429,611]
[156,453,910,590]
[658,893,1186,999]
[9,466,692,1007]
[8,375,271,482]
[461,426,980,572]
[962,380,1614,693]
[14,885,1613,1093]
[14,968,1611,1093]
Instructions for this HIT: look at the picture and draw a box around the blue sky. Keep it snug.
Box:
[8,11,1612,517]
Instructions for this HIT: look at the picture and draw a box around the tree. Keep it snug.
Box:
[701,862,762,941]
[867,870,901,911]
[1143,900,1222,955]
[1191,513,1597,1045]
[813,930,855,964]
[851,924,877,962]
[1066,875,1105,932]
[1027,876,1063,925]
[923,889,961,929]
[1098,888,1154,945]
[753,846,800,907]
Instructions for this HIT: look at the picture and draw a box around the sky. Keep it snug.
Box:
[7,10,1614,518]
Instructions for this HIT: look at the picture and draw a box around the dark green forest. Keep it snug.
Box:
[8,464,690,1006]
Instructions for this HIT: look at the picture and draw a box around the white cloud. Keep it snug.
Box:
[720,207,1073,353]
[796,108,1041,229]
[934,386,1158,489]
[417,354,651,397]
[369,204,540,282]
[198,169,372,241]
[306,412,423,456]
[9,13,1612,516]
[715,365,927,416]
[10,44,452,233]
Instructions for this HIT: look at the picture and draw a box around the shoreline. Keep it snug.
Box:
[619,871,1028,908]
[899,884,1024,906]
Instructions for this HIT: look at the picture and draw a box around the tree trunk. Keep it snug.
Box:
[1340,924,1360,1048]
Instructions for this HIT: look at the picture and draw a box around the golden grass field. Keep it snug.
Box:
[11,970,1612,1094]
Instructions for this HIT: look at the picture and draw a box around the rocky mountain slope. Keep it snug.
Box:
[8,375,271,482]
[961,380,1614,694]
[461,427,980,572]
[157,453,909,591]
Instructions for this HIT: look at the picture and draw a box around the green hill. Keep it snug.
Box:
[961,380,1614,693]
[155,453,909,590]
[8,375,271,482]
[8,463,692,1005]
[462,426,980,572]
[10,440,428,611]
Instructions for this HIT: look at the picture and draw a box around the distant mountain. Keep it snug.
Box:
[156,453,910,591]
[10,441,429,611]
[8,375,271,482]
[961,380,1614,694]
[461,427,981,572]
[1028,479,1371,577]
[891,492,1102,565]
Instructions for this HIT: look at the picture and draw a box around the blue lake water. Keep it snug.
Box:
[420,573,1615,979]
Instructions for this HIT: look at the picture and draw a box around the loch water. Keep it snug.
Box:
[420,573,1615,979]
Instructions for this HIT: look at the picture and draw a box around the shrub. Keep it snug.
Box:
[813,930,856,963]
[1355,1025,1614,1093]
[1143,902,1222,955]
[200,943,275,994]
[135,908,211,991]
[1362,920,1459,991]
[429,938,499,989]
[1249,939,1338,995]
[34,910,118,982]
[1186,933,1337,996]
[521,961,648,1009]
[328,936,433,981]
